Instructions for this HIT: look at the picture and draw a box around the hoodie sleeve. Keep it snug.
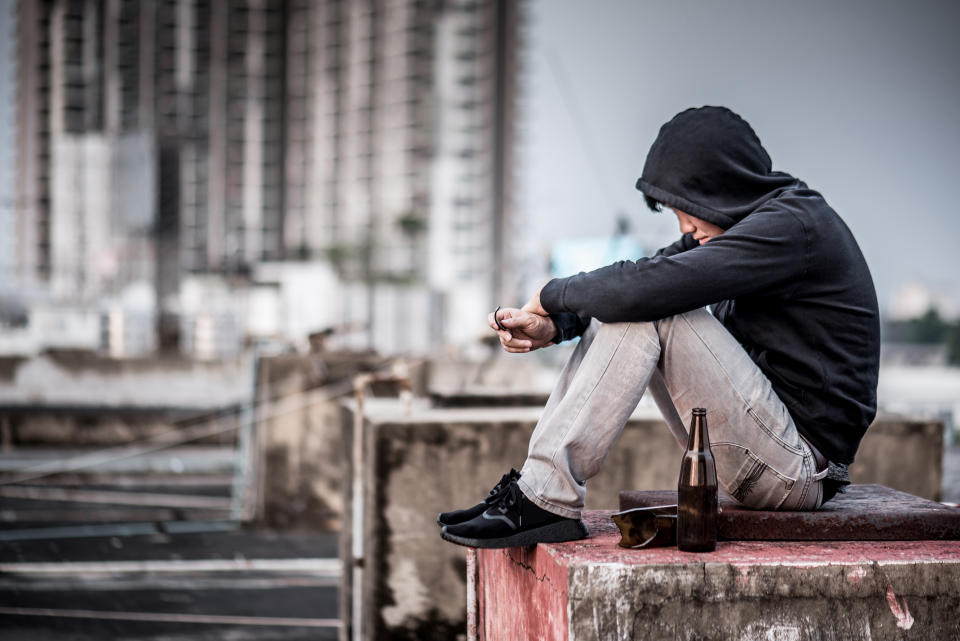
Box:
[545,234,699,342]
[548,311,591,342]
[654,234,699,258]
[540,208,807,323]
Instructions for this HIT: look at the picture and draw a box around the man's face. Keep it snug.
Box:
[671,209,725,245]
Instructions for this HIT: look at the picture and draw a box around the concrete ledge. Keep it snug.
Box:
[340,400,947,640]
[469,511,960,641]
[850,414,944,501]
[340,400,680,640]
[619,485,960,540]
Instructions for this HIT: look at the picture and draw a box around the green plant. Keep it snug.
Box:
[396,211,427,236]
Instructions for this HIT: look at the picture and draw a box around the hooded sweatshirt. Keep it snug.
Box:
[540,106,880,467]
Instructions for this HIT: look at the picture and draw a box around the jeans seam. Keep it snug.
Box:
[795,454,810,508]
[746,407,804,456]
[773,484,791,510]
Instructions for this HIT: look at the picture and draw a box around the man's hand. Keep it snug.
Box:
[520,286,548,317]
[488,307,557,353]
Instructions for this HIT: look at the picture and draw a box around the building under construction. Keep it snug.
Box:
[6,0,526,357]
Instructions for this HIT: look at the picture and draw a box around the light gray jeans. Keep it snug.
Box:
[517,309,827,519]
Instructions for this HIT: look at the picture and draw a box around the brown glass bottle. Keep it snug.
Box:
[677,408,718,552]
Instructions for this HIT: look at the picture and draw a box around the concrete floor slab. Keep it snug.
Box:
[0,529,340,641]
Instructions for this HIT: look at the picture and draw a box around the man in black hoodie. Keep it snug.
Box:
[439,106,880,549]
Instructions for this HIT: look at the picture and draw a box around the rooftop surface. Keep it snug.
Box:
[619,484,960,540]
[547,510,960,567]
[0,528,340,641]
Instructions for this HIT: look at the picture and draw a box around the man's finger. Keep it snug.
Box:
[499,335,531,349]
[492,306,514,331]
[498,314,524,328]
[503,345,531,354]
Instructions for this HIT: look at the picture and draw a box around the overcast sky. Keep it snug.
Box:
[519,0,960,314]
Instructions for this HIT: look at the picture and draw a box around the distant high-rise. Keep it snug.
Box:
[0,0,15,294]
[11,0,526,354]
[287,0,525,345]
[16,0,155,303]
[430,0,524,343]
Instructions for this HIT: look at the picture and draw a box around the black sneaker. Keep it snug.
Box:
[436,468,521,527]
[440,481,588,549]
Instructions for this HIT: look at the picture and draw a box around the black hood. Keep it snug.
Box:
[636,106,799,229]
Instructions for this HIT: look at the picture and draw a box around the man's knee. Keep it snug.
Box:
[653,308,716,340]
[594,318,659,341]
[582,319,661,359]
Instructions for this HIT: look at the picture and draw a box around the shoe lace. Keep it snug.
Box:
[484,468,520,505]
[493,481,522,515]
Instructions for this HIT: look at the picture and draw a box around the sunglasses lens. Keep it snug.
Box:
[612,506,678,549]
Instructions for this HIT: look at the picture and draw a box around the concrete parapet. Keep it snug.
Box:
[339,399,947,640]
[849,414,943,501]
[469,511,960,641]
[253,351,386,530]
[0,350,250,413]
[0,351,250,446]
[339,400,678,641]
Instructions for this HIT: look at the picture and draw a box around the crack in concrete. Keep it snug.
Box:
[503,549,563,596]
[630,603,651,638]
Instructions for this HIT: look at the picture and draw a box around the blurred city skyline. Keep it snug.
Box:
[0,0,526,356]
[1,0,958,360]
[520,0,960,317]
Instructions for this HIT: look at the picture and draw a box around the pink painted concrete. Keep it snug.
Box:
[475,543,571,641]
[560,511,960,567]
[471,510,960,641]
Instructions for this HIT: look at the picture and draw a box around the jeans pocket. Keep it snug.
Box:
[713,443,796,509]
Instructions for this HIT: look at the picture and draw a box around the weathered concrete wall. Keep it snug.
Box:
[471,512,960,641]
[254,351,387,531]
[471,541,569,641]
[0,350,250,446]
[850,414,943,501]
[0,350,250,410]
[340,401,689,641]
[256,357,345,530]
[0,410,228,446]
[266,396,943,536]
[339,400,947,640]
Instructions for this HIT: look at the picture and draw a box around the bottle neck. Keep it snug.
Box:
[687,412,710,452]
